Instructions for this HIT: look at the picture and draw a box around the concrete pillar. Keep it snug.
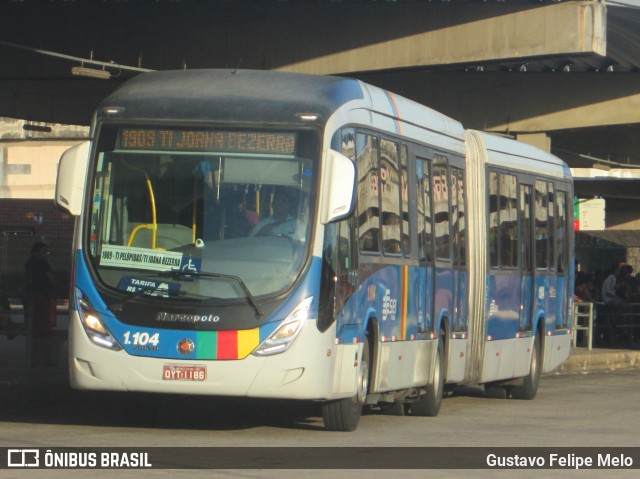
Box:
[515,133,551,153]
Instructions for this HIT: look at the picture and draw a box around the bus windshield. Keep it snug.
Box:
[88,125,316,301]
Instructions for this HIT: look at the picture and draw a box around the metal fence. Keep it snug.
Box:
[574,300,640,349]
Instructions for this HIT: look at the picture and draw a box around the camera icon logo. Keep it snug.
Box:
[7,449,40,468]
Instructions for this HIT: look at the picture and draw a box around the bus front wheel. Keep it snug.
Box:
[322,337,370,431]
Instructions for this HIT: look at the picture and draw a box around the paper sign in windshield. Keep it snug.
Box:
[117,277,181,297]
[100,245,184,272]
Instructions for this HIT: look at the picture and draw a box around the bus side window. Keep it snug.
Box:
[535,180,548,269]
[455,168,466,266]
[433,155,450,260]
[451,167,466,266]
[340,128,355,160]
[519,184,533,274]
[556,191,567,273]
[416,158,433,263]
[356,133,380,253]
[318,218,357,332]
[380,138,402,255]
[547,182,556,271]
[499,173,518,268]
[319,222,339,331]
[400,145,410,256]
[488,171,499,268]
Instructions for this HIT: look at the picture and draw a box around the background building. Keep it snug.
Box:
[0,118,86,298]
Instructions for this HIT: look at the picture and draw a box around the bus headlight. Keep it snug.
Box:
[74,287,122,351]
[253,297,312,357]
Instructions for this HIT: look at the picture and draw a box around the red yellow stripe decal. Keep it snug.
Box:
[195,328,262,360]
[400,265,409,340]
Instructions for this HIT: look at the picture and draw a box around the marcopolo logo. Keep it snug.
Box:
[156,312,220,323]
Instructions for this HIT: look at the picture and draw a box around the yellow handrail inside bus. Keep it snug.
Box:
[123,162,158,249]
[192,177,197,244]
[127,223,158,247]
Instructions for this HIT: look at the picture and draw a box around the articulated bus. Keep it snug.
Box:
[56,69,573,431]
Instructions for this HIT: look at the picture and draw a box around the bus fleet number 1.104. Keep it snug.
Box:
[123,331,160,347]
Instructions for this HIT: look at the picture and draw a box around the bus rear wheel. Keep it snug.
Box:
[511,333,541,400]
[322,337,370,431]
[410,336,444,417]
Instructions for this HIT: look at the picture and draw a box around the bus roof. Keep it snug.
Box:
[474,130,570,180]
[98,69,364,125]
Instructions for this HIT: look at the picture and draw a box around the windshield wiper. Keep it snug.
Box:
[159,270,264,319]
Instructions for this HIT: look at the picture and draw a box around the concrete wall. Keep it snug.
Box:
[0,118,86,298]
[0,117,87,199]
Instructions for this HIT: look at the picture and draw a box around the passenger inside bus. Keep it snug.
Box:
[250,189,297,238]
[222,190,255,239]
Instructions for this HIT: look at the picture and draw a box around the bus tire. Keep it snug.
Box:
[322,336,370,431]
[511,333,541,400]
[411,335,444,417]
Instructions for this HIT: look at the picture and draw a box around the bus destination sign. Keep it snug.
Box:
[118,128,296,155]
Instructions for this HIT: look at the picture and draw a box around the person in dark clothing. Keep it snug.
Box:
[24,242,57,366]
[223,190,254,239]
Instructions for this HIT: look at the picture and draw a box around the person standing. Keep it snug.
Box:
[24,242,57,366]
[601,263,622,306]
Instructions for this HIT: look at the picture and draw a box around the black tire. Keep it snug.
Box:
[322,336,370,431]
[411,336,444,417]
[511,333,541,400]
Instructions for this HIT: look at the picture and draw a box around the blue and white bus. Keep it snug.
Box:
[56,69,573,431]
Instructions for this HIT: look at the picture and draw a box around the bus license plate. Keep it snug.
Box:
[163,364,206,381]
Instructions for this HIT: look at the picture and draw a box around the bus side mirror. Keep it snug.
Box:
[55,141,90,216]
[320,149,356,224]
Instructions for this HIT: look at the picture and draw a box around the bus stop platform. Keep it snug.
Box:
[553,345,640,374]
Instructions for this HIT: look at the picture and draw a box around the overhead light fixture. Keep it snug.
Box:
[592,163,611,171]
[1,41,154,78]
[71,66,111,80]
[297,113,320,122]
[23,123,52,133]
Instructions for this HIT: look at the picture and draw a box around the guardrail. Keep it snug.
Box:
[572,300,640,348]
[595,301,640,346]
[573,301,594,351]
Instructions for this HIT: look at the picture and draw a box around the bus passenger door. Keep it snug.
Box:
[416,157,435,336]
[555,190,569,330]
[431,156,453,336]
[519,184,534,332]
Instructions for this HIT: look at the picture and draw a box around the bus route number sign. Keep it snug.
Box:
[118,128,296,155]
[162,364,207,381]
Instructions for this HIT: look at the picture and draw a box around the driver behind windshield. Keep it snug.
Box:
[250,189,297,237]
